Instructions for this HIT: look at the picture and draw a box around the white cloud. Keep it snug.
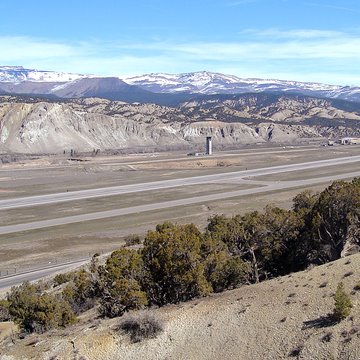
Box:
[240,28,345,39]
[147,36,360,61]
[304,2,360,14]
[0,36,78,62]
[0,29,360,85]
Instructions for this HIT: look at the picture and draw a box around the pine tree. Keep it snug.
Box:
[333,282,352,321]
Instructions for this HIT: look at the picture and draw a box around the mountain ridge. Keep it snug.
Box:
[1,66,360,104]
[125,71,360,103]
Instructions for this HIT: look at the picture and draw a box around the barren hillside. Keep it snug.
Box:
[1,254,359,360]
[3,93,360,153]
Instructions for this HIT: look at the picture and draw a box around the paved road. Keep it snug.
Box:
[1,155,360,211]
[1,170,360,236]
[0,259,88,290]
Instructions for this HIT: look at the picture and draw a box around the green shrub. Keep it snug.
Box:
[0,299,10,321]
[61,269,97,314]
[141,222,212,305]
[206,254,249,292]
[99,278,148,318]
[103,248,144,280]
[7,282,76,333]
[97,248,147,318]
[53,273,73,287]
[333,282,353,322]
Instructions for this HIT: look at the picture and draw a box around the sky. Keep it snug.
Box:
[0,0,360,85]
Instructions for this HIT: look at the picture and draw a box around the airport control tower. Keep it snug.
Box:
[206,136,212,155]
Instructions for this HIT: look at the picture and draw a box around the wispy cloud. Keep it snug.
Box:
[227,0,260,6]
[240,28,345,39]
[0,36,77,62]
[305,2,360,14]
[122,32,360,61]
[1,29,360,85]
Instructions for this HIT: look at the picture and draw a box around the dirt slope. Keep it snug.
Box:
[1,254,359,360]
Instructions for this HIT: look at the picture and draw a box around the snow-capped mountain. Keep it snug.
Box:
[0,66,86,83]
[124,71,245,93]
[1,66,360,104]
[124,71,360,102]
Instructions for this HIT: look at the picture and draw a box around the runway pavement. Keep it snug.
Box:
[1,170,360,235]
[1,155,360,211]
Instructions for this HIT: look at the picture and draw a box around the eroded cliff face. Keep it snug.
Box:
[0,96,343,153]
[0,100,175,153]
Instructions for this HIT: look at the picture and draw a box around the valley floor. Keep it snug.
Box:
[1,144,360,280]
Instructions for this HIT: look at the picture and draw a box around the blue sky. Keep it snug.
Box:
[1,0,360,85]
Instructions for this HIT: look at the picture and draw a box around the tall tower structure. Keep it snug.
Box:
[206,136,212,155]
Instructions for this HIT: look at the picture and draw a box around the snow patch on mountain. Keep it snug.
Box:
[50,79,82,92]
[124,71,340,93]
[124,71,360,102]
[0,66,87,83]
[2,66,360,104]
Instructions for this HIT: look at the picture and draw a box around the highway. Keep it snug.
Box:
[0,259,88,290]
[1,155,360,211]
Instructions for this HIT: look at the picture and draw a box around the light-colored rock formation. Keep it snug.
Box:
[1,95,358,154]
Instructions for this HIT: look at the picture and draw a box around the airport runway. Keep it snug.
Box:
[1,170,360,235]
[1,155,360,211]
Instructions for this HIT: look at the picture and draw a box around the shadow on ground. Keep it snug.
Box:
[302,314,337,329]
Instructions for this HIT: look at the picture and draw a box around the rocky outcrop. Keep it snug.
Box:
[0,95,357,154]
[179,94,360,123]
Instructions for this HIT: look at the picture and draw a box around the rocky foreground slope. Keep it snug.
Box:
[1,94,360,154]
[1,254,359,360]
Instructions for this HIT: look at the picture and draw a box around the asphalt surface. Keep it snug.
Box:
[0,259,88,290]
[1,155,360,211]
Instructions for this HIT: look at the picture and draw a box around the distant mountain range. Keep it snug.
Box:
[124,71,360,103]
[1,66,360,105]
[2,66,360,154]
